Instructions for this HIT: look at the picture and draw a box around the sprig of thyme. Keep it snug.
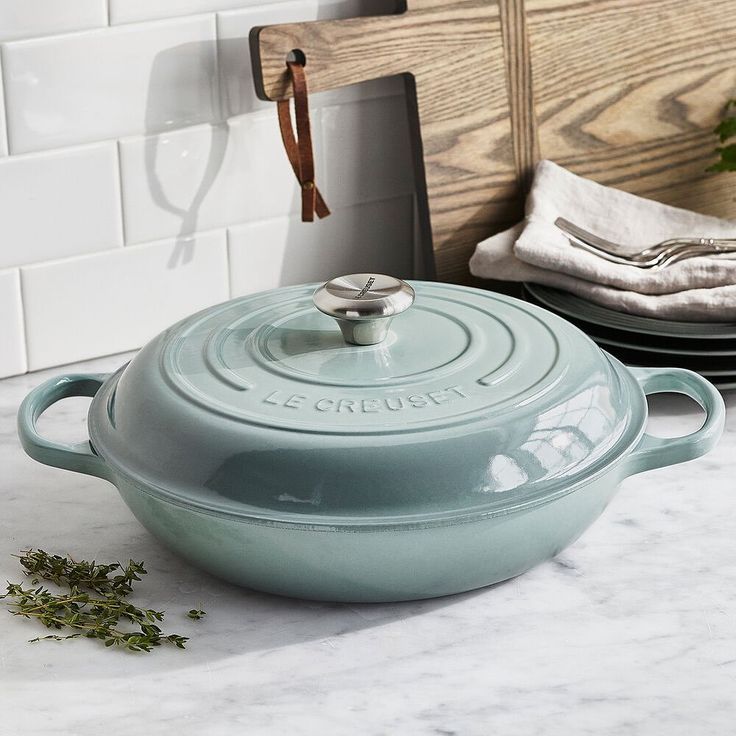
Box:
[1,549,205,653]
[707,99,736,172]
[15,549,145,596]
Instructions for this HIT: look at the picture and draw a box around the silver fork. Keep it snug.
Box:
[554,217,736,269]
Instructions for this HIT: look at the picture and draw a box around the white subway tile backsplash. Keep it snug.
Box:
[119,95,414,247]
[111,0,262,26]
[228,196,413,296]
[2,16,219,154]
[111,0,399,25]
[321,94,414,208]
[0,1,107,42]
[119,111,316,244]
[0,1,418,377]
[0,60,7,157]
[0,142,123,269]
[21,231,229,370]
[217,0,319,118]
[0,269,26,378]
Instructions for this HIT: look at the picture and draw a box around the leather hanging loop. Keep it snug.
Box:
[277,61,330,222]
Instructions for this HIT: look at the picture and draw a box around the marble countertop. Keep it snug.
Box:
[1,352,735,736]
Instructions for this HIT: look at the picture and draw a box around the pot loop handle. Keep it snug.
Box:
[626,367,725,476]
[17,374,111,480]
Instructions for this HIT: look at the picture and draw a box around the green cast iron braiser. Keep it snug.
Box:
[18,276,725,602]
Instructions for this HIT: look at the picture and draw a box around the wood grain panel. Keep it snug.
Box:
[527,0,736,218]
[499,0,539,189]
[252,0,736,285]
[253,0,522,284]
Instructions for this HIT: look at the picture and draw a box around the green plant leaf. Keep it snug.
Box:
[708,99,736,171]
[715,116,736,143]
[707,143,736,172]
[3,549,206,654]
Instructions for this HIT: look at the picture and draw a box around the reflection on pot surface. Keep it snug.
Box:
[18,277,725,601]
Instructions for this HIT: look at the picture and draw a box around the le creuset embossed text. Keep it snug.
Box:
[18,274,725,602]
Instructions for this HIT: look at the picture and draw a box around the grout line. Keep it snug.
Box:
[211,12,225,123]
[225,227,233,299]
[99,0,387,32]
[103,9,222,31]
[13,227,230,274]
[16,268,31,375]
[3,121,217,160]
[114,140,128,246]
[0,11,219,50]
[0,49,11,156]
[0,92,402,162]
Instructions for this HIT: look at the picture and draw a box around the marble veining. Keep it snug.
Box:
[0,352,735,735]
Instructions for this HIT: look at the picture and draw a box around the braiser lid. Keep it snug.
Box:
[158,276,586,434]
[90,276,645,525]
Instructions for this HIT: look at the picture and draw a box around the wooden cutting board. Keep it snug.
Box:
[251,0,736,284]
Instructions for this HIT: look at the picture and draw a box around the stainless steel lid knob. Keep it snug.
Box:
[313,274,415,346]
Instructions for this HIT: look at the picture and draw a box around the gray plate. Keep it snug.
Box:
[522,284,736,388]
[524,283,736,340]
[592,334,736,358]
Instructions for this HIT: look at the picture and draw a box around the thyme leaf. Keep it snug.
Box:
[1,549,205,653]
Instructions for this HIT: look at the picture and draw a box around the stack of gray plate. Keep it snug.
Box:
[522,283,736,390]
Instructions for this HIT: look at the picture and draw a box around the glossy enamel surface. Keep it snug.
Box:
[17,281,725,601]
[88,282,644,523]
[115,469,624,601]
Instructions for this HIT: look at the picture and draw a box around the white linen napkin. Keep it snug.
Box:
[469,160,736,321]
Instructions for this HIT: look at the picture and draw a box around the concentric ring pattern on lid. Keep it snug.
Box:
[158,281,570,434]
[90,280,643,523]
